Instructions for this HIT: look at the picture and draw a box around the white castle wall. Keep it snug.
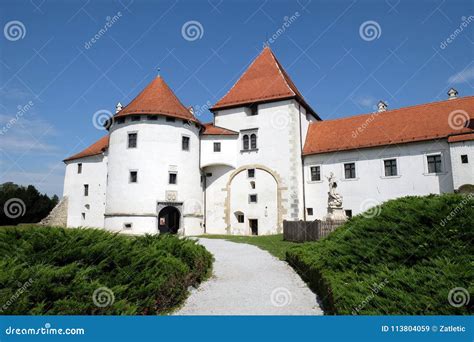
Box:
[205,99,313,234]
[104,115,203,235]
[303,140,455,219]
[63,154,107,228]
[449,140,474,190]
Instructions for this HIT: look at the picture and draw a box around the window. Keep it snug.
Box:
[243,135,249,150]
[249,104,258,116]
[84,184,89,196]
[81,212,86,220]
[247,169,255,178]
[131,115,141,122]
[461,155,468,164]
[117,117,125,124]
[205,172,213,177]
[169,172,177,184]
[427,155,442,173]
[128,133,137,148]
[166,117,175,122]
[213,142,221,152]
[124,223,132,229]
[237,213,244,223]
[310,166,321,181]
[345,210,352,218]
[384,159,398,177]
[307,208,313,216]
[129,171,138,183]
[344,162,356,179]
[147,115,158,121]
[250,134,257,149]
[77,163,82,174]
[242,131,258,151]
[249,194,258,203]
[250,181,256,189]
[182,136,190,151]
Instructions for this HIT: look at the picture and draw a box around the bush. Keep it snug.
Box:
[286,194,473,315]
[0,226,213,315]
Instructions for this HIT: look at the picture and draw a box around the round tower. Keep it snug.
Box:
[104,76,203,235]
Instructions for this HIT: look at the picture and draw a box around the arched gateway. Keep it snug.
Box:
[158,206,181,234]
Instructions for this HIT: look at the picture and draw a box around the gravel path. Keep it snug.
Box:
[175,238,323,315]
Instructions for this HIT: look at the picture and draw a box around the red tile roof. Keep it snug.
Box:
[116,76,200,124]
[64,135,109,162]
[448,132,474,143]
[211,47,318,117]
[202,123,238,135]
[303,96,474,155]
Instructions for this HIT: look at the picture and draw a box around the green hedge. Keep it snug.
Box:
[0,226,213,315]
[286,194,473,315]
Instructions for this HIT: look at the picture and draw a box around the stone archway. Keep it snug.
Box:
[223,164,287,234]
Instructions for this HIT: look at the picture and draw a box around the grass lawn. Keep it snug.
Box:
[199,234,298,260]
[0,225,213,315]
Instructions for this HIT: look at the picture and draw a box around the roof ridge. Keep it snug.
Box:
[312,95,474,124]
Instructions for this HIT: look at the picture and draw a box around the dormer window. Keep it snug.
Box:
[249,104,258,116]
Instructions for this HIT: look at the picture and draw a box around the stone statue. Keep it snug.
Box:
[324,172,347,222]
[326,172,343,208]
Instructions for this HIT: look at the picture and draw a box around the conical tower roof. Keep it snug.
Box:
[116,76,199,123]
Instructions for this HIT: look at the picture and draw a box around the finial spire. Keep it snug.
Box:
[157,67,161,77]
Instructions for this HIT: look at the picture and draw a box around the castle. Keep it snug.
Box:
[61,47,474,235]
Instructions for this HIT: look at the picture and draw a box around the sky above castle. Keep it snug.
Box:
[0,0,472,196]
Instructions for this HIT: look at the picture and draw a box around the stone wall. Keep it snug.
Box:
[39,196,68,227]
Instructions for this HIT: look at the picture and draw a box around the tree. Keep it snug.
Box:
[0,182,59,226]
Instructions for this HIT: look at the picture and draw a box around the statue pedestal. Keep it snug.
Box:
[324,207,347,222]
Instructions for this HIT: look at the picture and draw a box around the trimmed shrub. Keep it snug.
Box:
[286,194,473,315]
[0,226,213,315]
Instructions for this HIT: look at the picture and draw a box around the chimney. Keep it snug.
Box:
[447,88,458,100]
[377,100,387,113]
[115,102,123,114]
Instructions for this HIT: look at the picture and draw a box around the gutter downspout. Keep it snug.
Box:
[298,103,307,221]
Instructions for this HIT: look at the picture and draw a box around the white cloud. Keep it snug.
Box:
[0,114,58,154]
[448,66,474,84]
[354,95,376,109]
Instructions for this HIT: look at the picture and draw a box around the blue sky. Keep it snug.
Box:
[0,0,473,196]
